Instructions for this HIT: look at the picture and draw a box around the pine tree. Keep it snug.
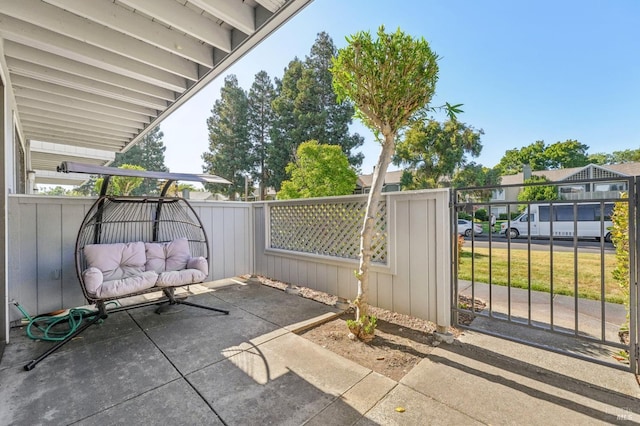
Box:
[301,32,364,167]
[247,70,275,200]
[111,126,168,195]
[269,59,304,191]
[202,74,251,200]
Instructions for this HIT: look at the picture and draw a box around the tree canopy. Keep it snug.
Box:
[496,139,589,175]
[277,140,357,199]
[300,32,364,167]
[451,162,501,188]
[94,164,146,196]
[451,162,502,201]
[544,140,590,170]
[517,175,558,202]
[588,148,640,165]
[394,119,483,189]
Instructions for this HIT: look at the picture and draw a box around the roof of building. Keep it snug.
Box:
[357,169,404,188]
[500,162,640,185]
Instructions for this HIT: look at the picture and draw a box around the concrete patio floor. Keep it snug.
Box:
[1,277,638,425]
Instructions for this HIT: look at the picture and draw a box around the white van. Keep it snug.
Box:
[500,202,614,242]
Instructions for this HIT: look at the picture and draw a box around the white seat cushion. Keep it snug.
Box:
[82,268,158,299]
[98,271,158,298]
[156,269,207,287]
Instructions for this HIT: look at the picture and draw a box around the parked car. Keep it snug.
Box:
[457,219,483,237]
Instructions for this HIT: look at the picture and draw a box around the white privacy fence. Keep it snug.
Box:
[255,190,451,328]
[7,189,451,329]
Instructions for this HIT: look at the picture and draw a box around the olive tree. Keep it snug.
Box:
[331,26,458,340]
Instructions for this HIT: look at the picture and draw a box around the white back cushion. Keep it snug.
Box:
[83,241,146,281]
[145,238,191,273]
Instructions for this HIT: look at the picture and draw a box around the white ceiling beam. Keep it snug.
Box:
[4,42,176,101]
[24,132,126,150]
[119,0,232,52]
[30,140,116,162]
[23,122,130,144]
[25,132,126,149]
[43,0,214,68]
[7,58,168,110]
[26,129,128,146]
[0,0,198,81]
[251,0,281,13]
[188,0,255,35]
[22,117,135,140]
[17,100,149,128]
[12,77,157,117]
[254,0,284,14]
[15,91,152,125]
[20,110,140,134]
[0,14,187,92]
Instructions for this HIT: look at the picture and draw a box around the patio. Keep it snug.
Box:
[1,277,638,425]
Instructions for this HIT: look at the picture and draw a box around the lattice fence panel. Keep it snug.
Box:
[269,200,387,264]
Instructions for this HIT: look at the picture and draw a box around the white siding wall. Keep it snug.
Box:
[254,189,452,328]
[7,196,253,323]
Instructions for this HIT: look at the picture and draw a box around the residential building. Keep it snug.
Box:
[355,169,403,194]
[490,162,640,215]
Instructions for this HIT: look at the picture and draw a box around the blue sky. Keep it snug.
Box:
[161,0,639,176]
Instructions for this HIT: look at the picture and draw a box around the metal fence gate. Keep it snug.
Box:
[452,176,638,374]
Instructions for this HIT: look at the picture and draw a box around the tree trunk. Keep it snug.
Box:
[355,129,396,322]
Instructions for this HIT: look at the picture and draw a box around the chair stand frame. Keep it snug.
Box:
[159,287,230,315]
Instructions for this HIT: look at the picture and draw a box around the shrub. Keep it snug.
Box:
[610,194,630,329]
[346,315,377,342]
[458,212,472,220]
[457,234,464,264]
[474,208,488,222]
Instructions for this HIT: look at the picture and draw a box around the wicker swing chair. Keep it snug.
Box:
[24,162,231,370]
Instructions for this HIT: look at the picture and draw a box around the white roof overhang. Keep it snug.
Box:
[0,0,312,185]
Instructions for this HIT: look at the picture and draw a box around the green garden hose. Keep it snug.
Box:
[11,301,116,342]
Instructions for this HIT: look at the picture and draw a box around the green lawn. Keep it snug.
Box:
[458,247,626,304]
